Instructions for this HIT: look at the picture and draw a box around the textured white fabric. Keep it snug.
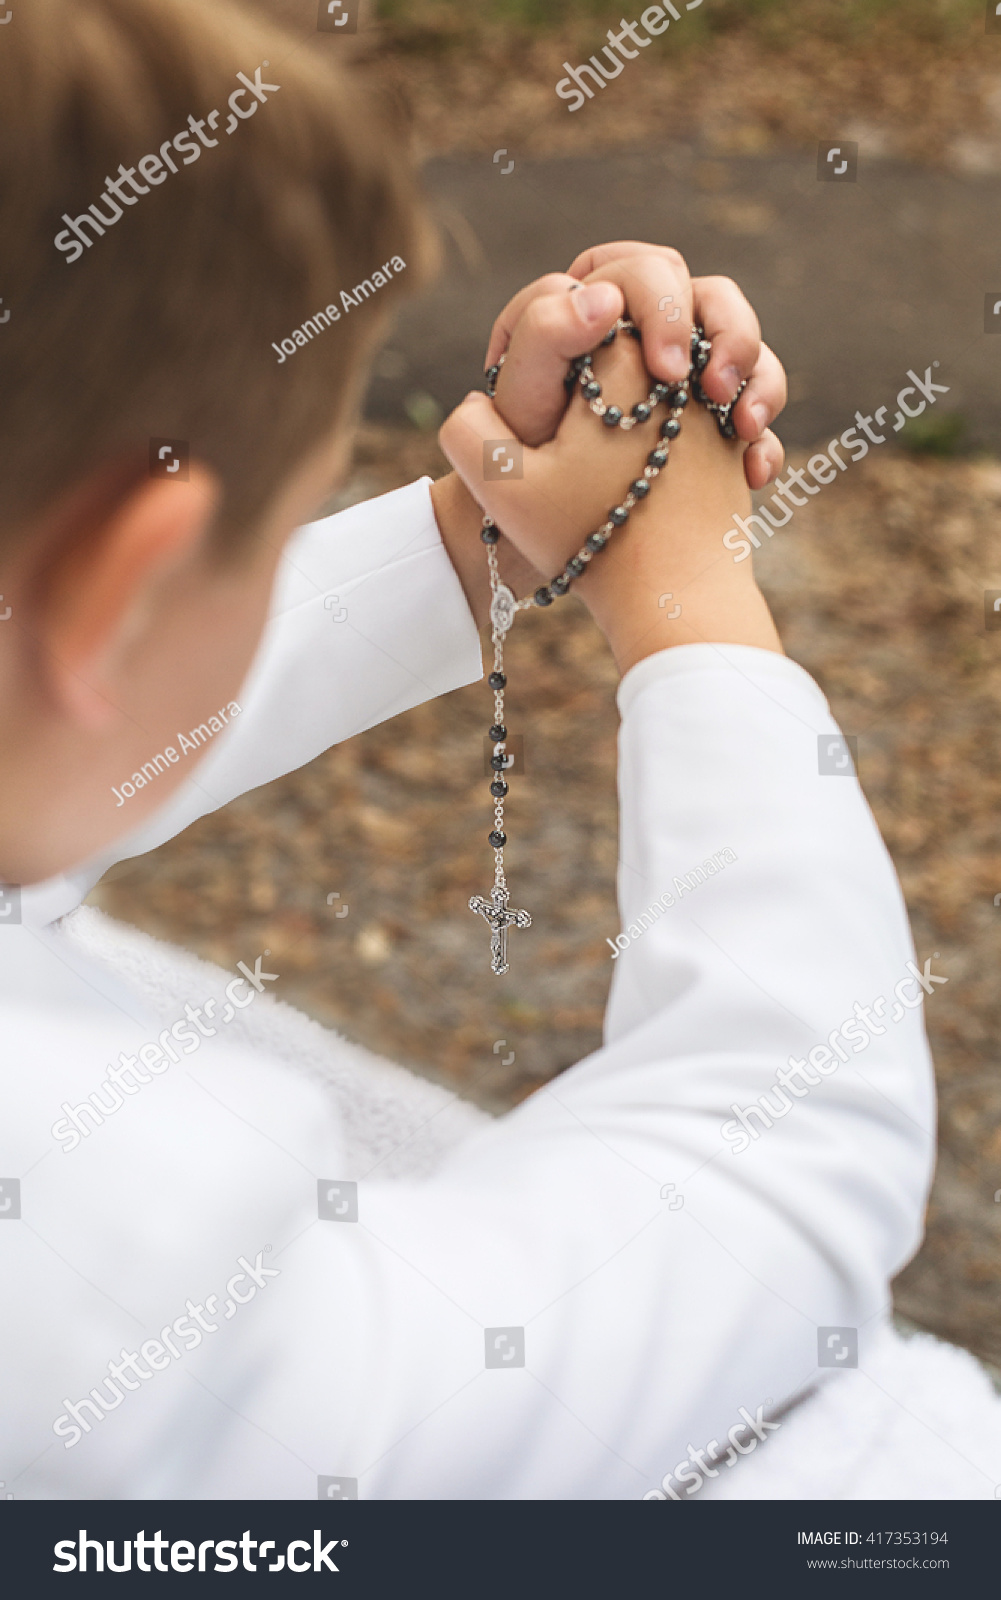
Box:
[2,479,999,1500]
[699,1322,1001,1500]
[36,909,1001,1504]
[57,904,491,1184]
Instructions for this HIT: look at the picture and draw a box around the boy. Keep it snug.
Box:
[2,0,996,1501]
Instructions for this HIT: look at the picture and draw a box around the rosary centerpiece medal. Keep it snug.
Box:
[469,320,741,975]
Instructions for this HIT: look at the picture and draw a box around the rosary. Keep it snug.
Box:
[469,320,743,975]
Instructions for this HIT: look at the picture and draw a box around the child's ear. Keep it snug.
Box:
[36,466,220,729]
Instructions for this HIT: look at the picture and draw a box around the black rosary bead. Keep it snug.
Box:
[474,325,733,941]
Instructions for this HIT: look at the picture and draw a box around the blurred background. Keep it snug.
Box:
[91,0,1001,1371]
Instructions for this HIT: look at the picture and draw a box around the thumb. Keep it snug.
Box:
[492,280,624,447]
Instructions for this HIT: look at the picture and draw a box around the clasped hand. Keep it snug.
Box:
[434,241,787,674]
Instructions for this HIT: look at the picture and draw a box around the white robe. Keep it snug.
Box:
[1,478,998,1500]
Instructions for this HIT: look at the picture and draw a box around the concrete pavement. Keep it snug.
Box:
[364,144,1000,453]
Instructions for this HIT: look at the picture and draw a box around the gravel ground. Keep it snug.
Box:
[370,17,1001,176]
[259,0,1001,176]
[90,429,1001,1370]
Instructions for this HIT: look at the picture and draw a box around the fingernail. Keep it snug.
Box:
[574,282,621,322]
[749,400,769,434]
[721,364,742,401]
[663,346,689,381]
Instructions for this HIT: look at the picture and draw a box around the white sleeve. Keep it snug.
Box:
[9,645,938,1499]
[28,478,482,922]
[190,644,937,1499]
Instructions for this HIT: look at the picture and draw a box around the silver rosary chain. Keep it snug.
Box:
[472,320,728,973]
[485,537,514,896]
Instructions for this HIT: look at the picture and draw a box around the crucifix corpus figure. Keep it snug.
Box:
[468,885,532,976]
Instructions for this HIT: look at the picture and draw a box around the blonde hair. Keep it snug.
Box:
[0,0,433,546]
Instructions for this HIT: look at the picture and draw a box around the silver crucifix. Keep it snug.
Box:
[468,885,532,976]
